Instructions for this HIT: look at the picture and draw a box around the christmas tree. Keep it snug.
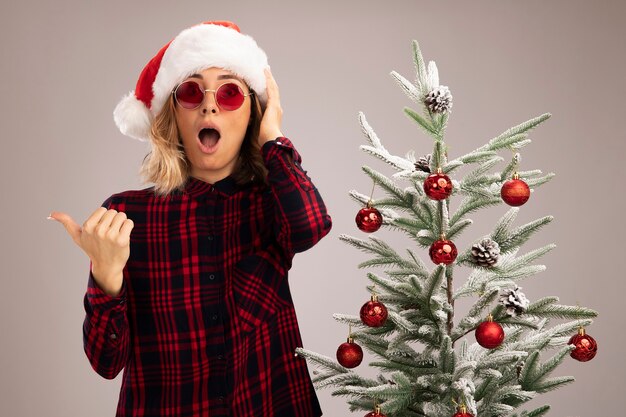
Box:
[295,41,598,417]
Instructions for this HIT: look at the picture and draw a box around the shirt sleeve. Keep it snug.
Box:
[82,196,131,379]
[261,136,332,257]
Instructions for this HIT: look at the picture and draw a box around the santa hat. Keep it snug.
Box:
[113,20,269,142]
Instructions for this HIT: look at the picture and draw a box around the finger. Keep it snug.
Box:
[264,68,273,98]
[49,211,82,246]
[119,219,134,244]
[83,206,108,232]
[265,68,280,102]
[109,211,129,234]
[95,210,120,237]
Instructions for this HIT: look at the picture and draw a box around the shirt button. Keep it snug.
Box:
[217,354,224,360]
[209,274,215,280]
[207,235,214,241]
[218,396,225,402]
[212,314,218,321]
[109,333,118,340]
[276,141,283,145]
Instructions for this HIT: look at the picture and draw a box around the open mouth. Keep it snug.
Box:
[198,128,221,151]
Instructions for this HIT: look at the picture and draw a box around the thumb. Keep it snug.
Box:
[48,211,82,247]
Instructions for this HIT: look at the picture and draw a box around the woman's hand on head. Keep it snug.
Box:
[48,207,133,296]
[258,67,284,146]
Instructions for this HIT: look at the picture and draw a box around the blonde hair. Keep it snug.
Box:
[140,89,267,197]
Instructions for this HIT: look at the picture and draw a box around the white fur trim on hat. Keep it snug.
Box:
[152,24,268,117]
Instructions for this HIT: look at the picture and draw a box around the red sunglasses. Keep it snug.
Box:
[172,80,253,111]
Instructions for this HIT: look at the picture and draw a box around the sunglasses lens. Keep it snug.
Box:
[175,81,204,109]
[216,83,245,111]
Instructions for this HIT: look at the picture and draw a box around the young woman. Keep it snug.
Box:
[49,20,332,417]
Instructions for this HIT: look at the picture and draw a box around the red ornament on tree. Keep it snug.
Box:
[501,173,530,206]
[568,327,598,362]
[475,315,505,349]
[336,336,363,368]
[452,404,474,417]
[424,168,453,200]
[364,405,387,417]
[429,237,458,265]
[356,202,383,233]
[360,294,388,327]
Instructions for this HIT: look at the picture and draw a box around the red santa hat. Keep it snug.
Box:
[113,20,269,142]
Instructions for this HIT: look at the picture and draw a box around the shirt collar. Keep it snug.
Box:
[183,175,238,198]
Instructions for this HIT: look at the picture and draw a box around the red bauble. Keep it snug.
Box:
[360,295,388,327]
[429,239,458,265]
[501,177,530,206]
[356,206,383,232]
[475,318,505,349]
[568,329,598,362]
[424,171,453,200]
[336,338,363,368]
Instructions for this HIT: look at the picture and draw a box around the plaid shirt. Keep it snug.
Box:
[83,137,332,417]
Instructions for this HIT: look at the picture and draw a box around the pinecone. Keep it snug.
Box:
[499,285,530,317]
[414,154,432,173]
[471,238,500,266]
[424,85,453,113]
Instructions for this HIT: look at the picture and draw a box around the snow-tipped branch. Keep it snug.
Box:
[476,114,551,152]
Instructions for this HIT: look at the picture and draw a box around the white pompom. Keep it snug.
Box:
[113,91,152,142]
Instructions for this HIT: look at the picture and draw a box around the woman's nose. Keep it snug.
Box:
[202,91,218,114]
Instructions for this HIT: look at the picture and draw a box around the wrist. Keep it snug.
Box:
[91,264,124,296]
[91,261,122,277]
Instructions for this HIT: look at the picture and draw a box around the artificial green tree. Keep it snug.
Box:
[296,40,598,417]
